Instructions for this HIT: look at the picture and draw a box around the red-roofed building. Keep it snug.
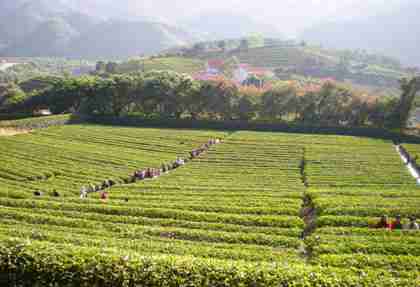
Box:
[205,59,225,75]
[247,67,271,77]
[192,59,225,81]
[320,77,336,84]
[192,71,224,82]
[233,64,273,84]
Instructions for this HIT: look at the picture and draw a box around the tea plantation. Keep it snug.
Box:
[0,122,419,286]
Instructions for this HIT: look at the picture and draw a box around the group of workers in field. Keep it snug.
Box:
[79,138,222,200]
[133,157,185,181]
[79,179,115,199]
[376,215,419,230]
[131,138,221,182]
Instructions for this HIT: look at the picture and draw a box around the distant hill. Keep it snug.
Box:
[181,12,283,40]
[0,0,196,59]
[302,2,420,67]
[116,57,205,75]
[171,39,413,88]
[68,20,196,59]
[0,0,69,45]
[3,18,78,57]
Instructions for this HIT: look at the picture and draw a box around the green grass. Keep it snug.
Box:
[117,57,205,74]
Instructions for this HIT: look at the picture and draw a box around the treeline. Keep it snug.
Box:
[0,70,407,128]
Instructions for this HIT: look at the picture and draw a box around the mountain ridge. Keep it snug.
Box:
[0,0,196,59]
[301,2,420,67]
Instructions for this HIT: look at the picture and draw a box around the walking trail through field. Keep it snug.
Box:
[78,136,228,198]
[395,144,420,183]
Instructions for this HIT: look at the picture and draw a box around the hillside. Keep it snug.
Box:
[66,20,195,59]
[116,57,205,74]
[0,0,70,45]
[0,58,95,84]
[175,40,413,88]
[302,2,420,67]
[180,11,283,40]
[4,18,78,57]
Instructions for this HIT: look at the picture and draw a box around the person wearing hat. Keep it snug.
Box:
[375,215,390,229]
[390,215,403,230]
[80,186,88,199]
[100,191,109,201]
[405,216,419,230]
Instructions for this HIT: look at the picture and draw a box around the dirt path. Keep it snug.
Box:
[79,137,227,198]
[395,144,420,183]
[0,128,31,136]
[298,147,318,261]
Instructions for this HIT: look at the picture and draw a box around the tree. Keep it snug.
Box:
[235,95,256,120]
[105,62,118,74]
[199,80,238,120]
[128,74,146,113]
[297,92,318,123]
[109,75,134,116]
[247,33,264,48]
[396,77,420,129]
[368,99,387,128]
[183,81,203,120]
[80,78,113,115]
[222,56,239,79]
[336,57,349,82]
[0,83,27,110]
[316,82,352,125]
[261,86,296,120]
[193,42,206,54]
[142,71,195,118]
[344,97,369,126]
[240,39,249,50]
[95,61,106,73]
[217,40,226,52]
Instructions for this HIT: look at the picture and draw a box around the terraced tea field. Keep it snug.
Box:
[117,57,205,74]
[300,135,420,281]
[0,125,225,197]
[0,122,419,286]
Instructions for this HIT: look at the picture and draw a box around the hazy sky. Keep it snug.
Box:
[70,0,410,36]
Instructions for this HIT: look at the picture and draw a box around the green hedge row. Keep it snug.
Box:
[83,115,405,140]
[0,239,418,287]
[0,114,75,129]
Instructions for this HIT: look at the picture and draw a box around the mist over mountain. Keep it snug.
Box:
[302,2,420,67]
[180,11,283,40]
[0,0,196,59]
[3,18,78,57]
[0,0,419,66]
[67,20,198,59]
[61,0,408,36]
[0,0,69,45]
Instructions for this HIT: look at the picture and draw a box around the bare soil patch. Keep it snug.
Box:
[0,128,31,136]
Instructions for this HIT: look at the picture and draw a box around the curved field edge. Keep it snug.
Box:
[0,239,418,287]
[0,114,74,130]
[3,114,420,143]
[1,122,420,285]
[0,128,31,136]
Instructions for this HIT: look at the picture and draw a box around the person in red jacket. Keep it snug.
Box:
[390,215,403,230]
[376,215,391,229]
[100,191,109,201]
